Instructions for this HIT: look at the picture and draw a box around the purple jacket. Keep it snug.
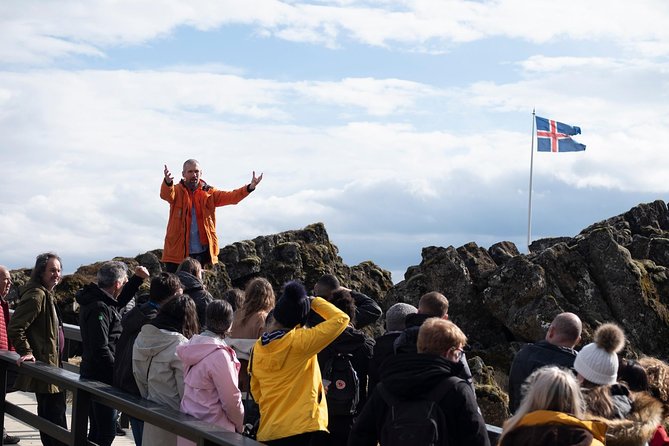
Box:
[176,332,244,441]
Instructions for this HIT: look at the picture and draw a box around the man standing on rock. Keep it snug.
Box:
[507,312,582,413]
[161,159,263,272]
[8,253,67,446]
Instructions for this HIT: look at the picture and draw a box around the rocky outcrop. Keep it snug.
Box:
[382,200,669,423]
[7,201,669,427]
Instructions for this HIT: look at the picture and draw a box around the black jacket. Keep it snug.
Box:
[319,325,376,411]
[112,300,161,395]
[308,290,382,329]
[368,331,401,393]
[177,271,213,328]
[508,340,577,413]
[349,353,490,446]
[76,275,143,384]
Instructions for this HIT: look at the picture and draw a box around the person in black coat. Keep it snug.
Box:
[318,290,375,446]
[507,312,581,413]
[368,302,417,393]
[77,261,149,446]
[349,318,490,446]
[112,272,182,446]
[176,257,213,327]
[308,274,382,329]
[393,292,474,387]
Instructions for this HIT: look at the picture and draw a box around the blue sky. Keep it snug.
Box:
[1,1,668,281]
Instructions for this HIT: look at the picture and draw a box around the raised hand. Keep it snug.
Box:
[164,164,174,185]
[249,171,263,191]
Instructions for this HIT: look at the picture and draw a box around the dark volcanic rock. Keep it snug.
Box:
[488,241,520,266]
[218,223,393,300]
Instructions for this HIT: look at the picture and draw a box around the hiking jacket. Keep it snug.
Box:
[176,332,244,439]
[113,300,160,394]
[160,179,250,265]
[368,331,401,393]
[250,297,349,442]
[133,324,188,446]
[7,280,63,393]
[349,353,490,446]
[508,339,577,413]
[177,271,213,327]
[318,325,375,411]
[77,275,144,384]
[499,410,607,446]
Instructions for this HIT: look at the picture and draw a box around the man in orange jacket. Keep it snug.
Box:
[161,159,263,272]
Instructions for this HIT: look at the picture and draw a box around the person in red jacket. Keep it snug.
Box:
[0,265,20,444]
[161,159,263,272]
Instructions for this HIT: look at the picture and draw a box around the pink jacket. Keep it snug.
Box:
[176,332,244,444]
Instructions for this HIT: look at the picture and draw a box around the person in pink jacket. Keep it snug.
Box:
[176,300,244,446]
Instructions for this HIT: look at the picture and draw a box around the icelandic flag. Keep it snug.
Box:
[536,116,586,152]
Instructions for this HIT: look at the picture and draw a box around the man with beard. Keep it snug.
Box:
[161,159,263,272]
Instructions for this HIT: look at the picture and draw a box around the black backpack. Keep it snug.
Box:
[376,376,460,446]
[323,352,360,416]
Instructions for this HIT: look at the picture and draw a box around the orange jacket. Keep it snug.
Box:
[160,179,250,265]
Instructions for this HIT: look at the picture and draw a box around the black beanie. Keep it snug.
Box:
[273,281,311,328]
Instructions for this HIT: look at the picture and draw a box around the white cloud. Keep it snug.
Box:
[4,0,669,66]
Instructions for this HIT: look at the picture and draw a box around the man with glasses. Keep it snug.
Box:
[350,318,490,446]
[76,261,149,446]
[394,291,474,388]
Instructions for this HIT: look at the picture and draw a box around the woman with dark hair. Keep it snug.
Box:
[176,300,244,445]
[318,289,374,446]
[250,281,349,445]
[132,294,199,446]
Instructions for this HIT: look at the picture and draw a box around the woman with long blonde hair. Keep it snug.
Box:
[499,366,606,446]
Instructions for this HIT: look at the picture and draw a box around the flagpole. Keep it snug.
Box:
[527,109,536,252]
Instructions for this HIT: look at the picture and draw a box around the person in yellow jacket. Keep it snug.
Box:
[499,366,607,446]
[250,281,349,445]
[161,159,263,272]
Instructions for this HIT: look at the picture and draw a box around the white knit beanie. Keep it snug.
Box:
[573,323,625,385]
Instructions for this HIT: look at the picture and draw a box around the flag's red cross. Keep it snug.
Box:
[537,120,570,152]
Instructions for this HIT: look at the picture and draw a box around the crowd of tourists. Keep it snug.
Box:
[3,160,669,446]
[4,255,669,446]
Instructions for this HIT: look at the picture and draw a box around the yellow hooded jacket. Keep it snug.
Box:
[250,297,349,442]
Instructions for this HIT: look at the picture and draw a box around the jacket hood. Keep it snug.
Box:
[177,271,203,292]
[405,313,434,328]
[122,301,159,332]
[19,279,48,296]
[176,333,232,367]
[380,352,463,398]
[329,326,371,354]
[588,391,664,446]
[76,283,116,307]
[134,324,185,358]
